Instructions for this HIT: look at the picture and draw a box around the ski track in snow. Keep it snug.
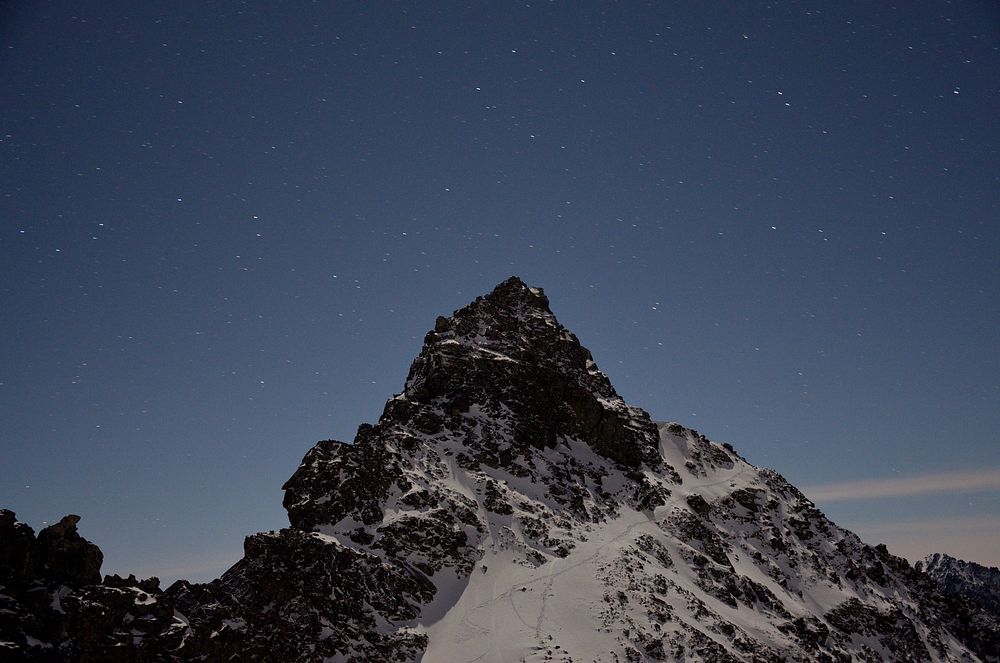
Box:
[425,513,655,663]
[416,425,980,662]
[423,429,754,663]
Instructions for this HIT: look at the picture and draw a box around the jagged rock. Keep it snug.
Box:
[35,515,103,587]
[0,512,185,661]
[919,552,1000,618]
[2,277,998,662]
[103,572,161,594]
[401,277,662,469]
[0,509,36,585]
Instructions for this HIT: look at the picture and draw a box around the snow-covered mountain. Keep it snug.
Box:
[2,277,999,661]
[919,553,1000,619]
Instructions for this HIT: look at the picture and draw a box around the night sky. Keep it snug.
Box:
[2,1,998,583]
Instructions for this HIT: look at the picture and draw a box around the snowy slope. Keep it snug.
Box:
[401,423,979,662]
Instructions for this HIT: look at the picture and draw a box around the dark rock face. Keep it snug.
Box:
[919,552,1000,618]
[0,509,36,585]
[214,529,433,661]
[0,510,186,661]
[34,515,103,587]
[283,428,404,531]
[2,277,999,662]
[0,511,103,589]
[400,277,661,469]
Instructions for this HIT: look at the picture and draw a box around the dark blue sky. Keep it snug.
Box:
[2,1,998,582]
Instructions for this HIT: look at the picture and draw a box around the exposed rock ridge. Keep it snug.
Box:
[919,552,1000,618]
[0,510,183,661]
[0,511,102,588]
[403,276,661,467]
[282,275,666,532]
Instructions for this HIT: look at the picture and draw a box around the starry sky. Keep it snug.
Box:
[2,1,998,583]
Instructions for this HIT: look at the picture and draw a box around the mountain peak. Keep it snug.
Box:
[399,277,661,469]
[282,278,665,534]
[419,275,560,366]
[483,274,550,308]
[5,280,999,662]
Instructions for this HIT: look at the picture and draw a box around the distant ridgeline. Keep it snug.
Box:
[2,278,999,661]
[918,553,1000,619]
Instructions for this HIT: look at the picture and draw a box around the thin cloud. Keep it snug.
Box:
[850,516,1000,568]
[804,468,1000,502]
[855,515,1000,534]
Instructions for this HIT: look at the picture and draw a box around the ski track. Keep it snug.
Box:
[444,435,755,663]
[453,515,654,662]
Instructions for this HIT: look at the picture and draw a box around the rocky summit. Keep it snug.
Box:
[2,277,999,662]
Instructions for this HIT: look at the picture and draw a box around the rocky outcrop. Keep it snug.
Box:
[919,552,1000,618]
[0,510,187,661]
[0,509,36,585]
[34,515,103,587]
[0,511,103,589]
[400,277,661,468]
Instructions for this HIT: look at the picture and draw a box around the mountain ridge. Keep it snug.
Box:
[918,553,1000,619]
[2,277,998,661]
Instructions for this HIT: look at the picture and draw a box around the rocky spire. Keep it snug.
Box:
[0,510,103,588]
[398,276,661,467]
[283,276,663,532]
[35,514,104,586]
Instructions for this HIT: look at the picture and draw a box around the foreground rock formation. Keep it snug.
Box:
[2,277,998,661]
